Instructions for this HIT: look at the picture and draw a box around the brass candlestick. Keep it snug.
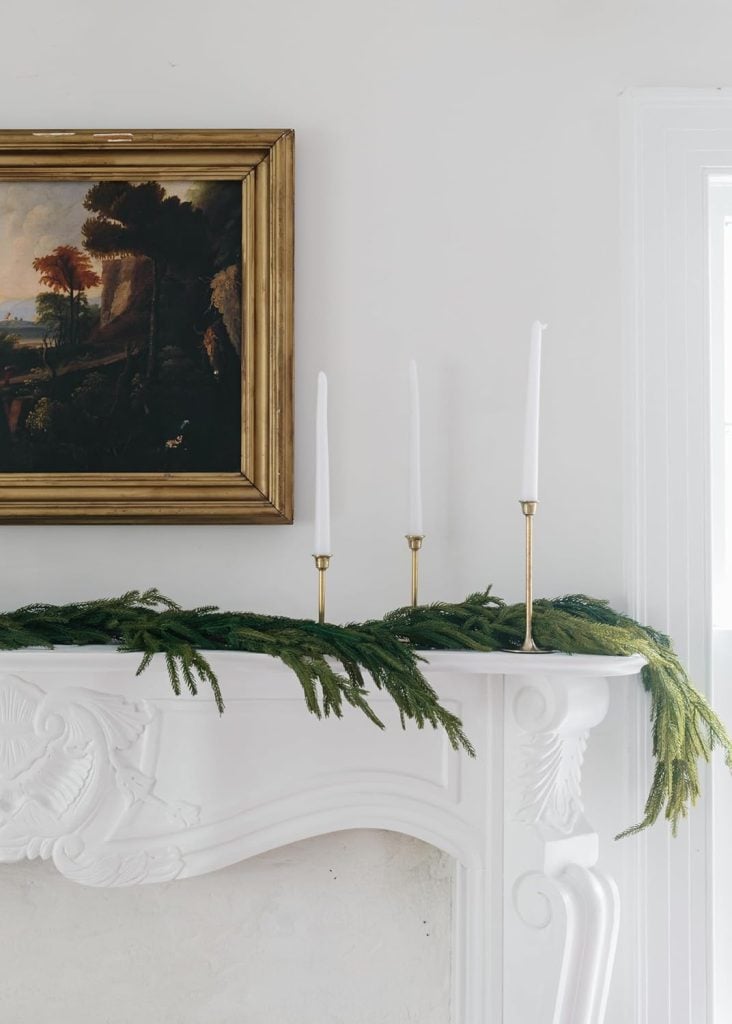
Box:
[313,554,331,624]
[405,535,424,607]
[518,500,550,653]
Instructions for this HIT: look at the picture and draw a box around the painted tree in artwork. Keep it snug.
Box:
[81,182,208,381]
[32,245,100,347]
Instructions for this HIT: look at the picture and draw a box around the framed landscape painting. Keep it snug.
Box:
[0,130,293,522]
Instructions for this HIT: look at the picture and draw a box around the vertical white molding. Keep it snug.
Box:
[620,87,732,1024]
[451,666,503,1024]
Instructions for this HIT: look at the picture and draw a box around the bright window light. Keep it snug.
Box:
[709,182,732,625]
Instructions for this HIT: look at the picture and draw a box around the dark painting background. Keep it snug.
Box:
[0,180,242,472]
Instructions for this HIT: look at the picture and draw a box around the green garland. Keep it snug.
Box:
[0,587,728,839]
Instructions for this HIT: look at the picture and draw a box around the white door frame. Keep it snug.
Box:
[620,87,732,1024]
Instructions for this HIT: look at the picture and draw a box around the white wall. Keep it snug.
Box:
[6,0,732,617]
[4,1,732,1020]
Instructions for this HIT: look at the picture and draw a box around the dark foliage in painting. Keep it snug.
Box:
[0,180,243,473]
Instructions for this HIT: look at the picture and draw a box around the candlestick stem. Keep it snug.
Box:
[406,535,424,607]
[314,555,331,624]
[520,500,543,653]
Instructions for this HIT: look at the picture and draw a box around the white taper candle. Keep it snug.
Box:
[408,360,424,536]
[314,371,331,555]
[520,321,547,502]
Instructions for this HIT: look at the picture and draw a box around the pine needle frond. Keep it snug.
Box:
[0,587,726,836]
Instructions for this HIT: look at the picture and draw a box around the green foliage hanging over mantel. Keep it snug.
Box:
[0,587,728,839]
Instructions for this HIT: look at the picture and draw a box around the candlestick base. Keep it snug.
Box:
[313,554,331,624]
[509,500,555,654]
[513,640,553,654]
[405,535,424,608]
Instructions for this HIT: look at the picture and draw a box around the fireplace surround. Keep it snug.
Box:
[0,648,644,1023]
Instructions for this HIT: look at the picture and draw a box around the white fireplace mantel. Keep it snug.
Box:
[0,647,645,1024]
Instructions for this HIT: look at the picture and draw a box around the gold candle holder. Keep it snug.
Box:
[518,500,551,653]
[405,535,424,607]
[313,554,331,624]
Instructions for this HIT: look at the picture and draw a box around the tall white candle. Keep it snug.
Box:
[408,360,424,536]
[520,321,547,502]
[314,371,331,555]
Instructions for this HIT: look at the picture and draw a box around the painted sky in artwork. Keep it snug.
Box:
[0,181,193,307]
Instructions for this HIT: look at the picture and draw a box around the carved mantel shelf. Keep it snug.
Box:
[0,647,645,1024]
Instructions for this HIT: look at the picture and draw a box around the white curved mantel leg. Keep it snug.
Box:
[504,671,620,1024]
[0,648,641,1023]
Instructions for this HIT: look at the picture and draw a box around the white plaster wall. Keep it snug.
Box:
[4,0,732,621]
[0,831,452,1024]
[2,0,732,1019]
[0,0,645,619]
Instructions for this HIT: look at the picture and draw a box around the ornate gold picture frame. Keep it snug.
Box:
[0,129,294,523]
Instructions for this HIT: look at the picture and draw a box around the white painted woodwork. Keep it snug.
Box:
[0,648,644,1023]
[621,88,732,1024]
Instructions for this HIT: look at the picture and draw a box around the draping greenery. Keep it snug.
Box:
[0,587,727,838]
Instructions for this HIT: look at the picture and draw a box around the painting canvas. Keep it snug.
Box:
[0,130,293,523]
[0,180,242,473]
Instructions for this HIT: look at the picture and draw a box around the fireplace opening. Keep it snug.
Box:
[0,829,453,1024]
